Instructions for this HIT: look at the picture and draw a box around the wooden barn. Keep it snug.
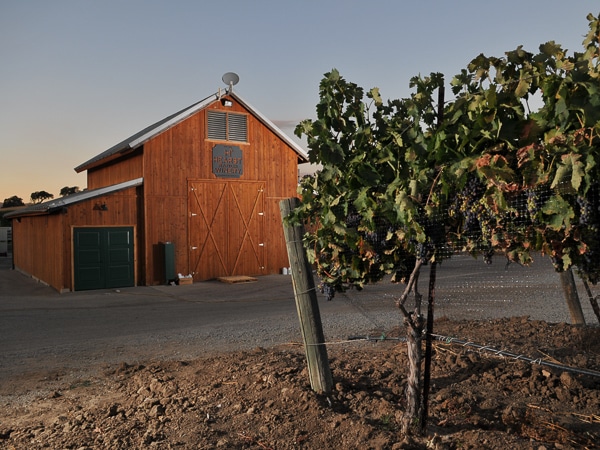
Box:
[7,81,308,292]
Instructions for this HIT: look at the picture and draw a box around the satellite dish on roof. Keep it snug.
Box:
[222,72,239,92]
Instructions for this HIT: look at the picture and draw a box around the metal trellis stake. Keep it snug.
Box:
[421,82,445,432]
[280,198,333,395]
[421,260,437,432]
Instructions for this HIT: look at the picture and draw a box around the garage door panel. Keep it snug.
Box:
[108,248,132,263]
[74,227,134,291]
[78,249,102,264]
[107,265,134,288]
[78,267,103,283]
[107,230,131,245]
[76,231,101,246]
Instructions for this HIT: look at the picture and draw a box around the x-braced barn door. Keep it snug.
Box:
[188,181,265,280]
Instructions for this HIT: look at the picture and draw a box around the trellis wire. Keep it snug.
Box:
[304,332,600,378]
[432,333,600,378]
[339,333,600,378]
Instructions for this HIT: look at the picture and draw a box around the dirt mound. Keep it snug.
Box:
[1,317,599,449]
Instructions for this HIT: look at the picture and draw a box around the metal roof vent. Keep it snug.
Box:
[222,72,239,93]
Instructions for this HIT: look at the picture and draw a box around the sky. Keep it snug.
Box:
[0,0,597,204]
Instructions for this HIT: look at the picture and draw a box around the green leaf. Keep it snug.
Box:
[551,163,570,190]
[330,194,342,207]
[569,156,585,191]
[409,179,418,197]
[539,41,564,57]
[353,188,369,211]
[541,195,574,231]
[561,253,572,270]
[323,207,337,226]
[551,154,585,191]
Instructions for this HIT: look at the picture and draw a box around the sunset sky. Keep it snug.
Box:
[1,0,596,203]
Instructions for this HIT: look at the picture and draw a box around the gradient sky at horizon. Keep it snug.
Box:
[1,1,597,203]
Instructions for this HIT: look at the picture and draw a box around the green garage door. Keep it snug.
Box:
[74,227,135,291]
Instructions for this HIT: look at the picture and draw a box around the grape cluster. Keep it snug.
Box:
[463,209,480,234]
[550,254,564,272]
[410,241,433,264]
[345,212,361,229]
[448,175,486,238]
[576,195,596,229]
[574,183,600,283]
[526,189,544,218]
[319,282,336,301]
[482,246,494,265]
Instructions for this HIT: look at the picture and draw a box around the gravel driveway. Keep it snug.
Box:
[1,253,597,382]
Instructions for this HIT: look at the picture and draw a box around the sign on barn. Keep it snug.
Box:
[212,145,243,178]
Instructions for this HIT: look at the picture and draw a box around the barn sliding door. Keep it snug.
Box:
[188,181,265,280]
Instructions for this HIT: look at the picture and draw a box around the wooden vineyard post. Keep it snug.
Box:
[559,268,586,325]
[280,198,333,395]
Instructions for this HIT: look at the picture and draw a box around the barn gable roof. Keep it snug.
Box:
[4,178,143,219]
[75,91,308,173]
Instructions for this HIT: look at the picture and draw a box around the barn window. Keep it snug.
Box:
[207,110,247,142]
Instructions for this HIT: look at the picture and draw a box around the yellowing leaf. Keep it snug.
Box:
[369,87,383,105]
[515,78,530,98]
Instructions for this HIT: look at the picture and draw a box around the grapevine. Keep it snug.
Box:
[286,14,600,436]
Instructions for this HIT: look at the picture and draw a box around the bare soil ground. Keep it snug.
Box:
[1,316,599,450]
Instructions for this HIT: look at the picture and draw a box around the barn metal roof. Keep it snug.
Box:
[74,90,308,173]
[4,178,143,219]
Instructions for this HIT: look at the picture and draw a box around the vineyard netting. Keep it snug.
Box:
[308,181,600,327]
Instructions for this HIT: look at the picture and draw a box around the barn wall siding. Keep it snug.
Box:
[87,150,143,190]
[12,214,66,291]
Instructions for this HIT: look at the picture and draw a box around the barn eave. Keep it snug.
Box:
[5,178,144,219]
[74,90,308,174]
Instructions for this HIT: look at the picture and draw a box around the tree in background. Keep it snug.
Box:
[60,186,80,197]
[30,191,54,204]
[2,196,25,208]
[291,13,600,436]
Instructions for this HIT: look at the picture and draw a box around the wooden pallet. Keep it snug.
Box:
[216,275,257,284]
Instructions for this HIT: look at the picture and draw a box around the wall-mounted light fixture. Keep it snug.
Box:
[221,99,233,107]
[94,202,108,211]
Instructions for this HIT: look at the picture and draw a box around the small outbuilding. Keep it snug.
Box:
[8,80,308,291]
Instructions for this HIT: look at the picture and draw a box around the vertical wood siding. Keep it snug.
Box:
[12,214,66,291]
[87,150,143,190]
